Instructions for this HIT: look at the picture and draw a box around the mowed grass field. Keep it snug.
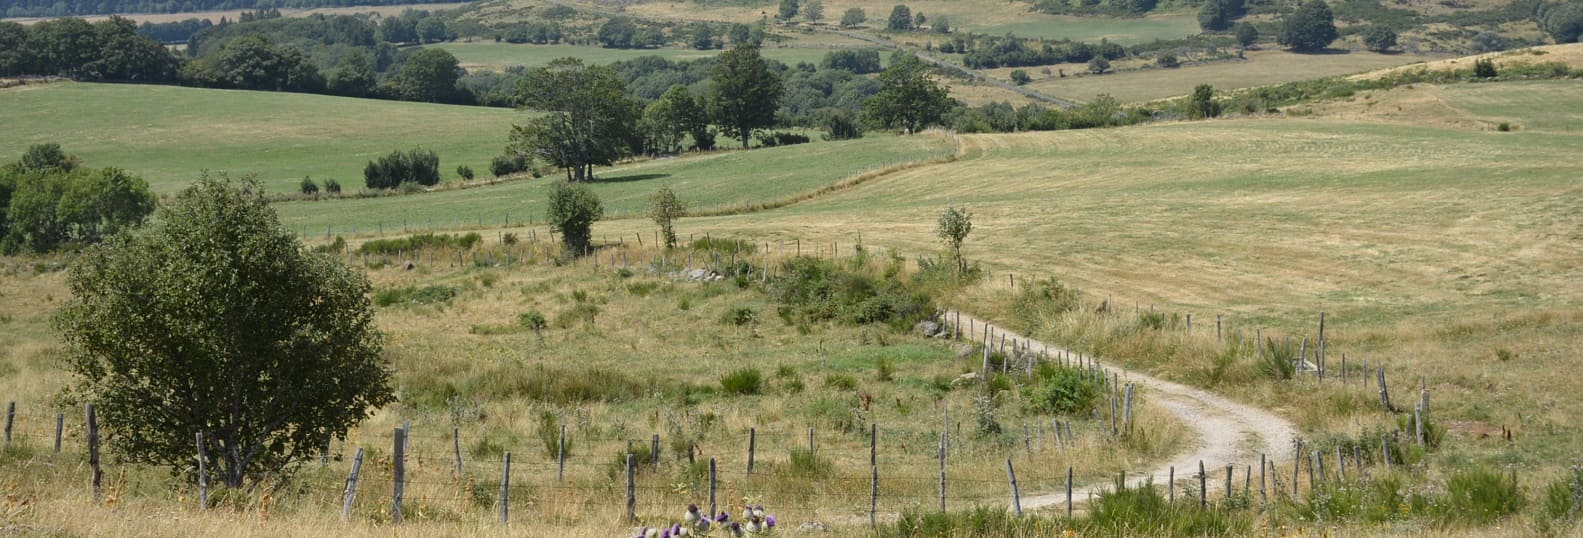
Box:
[0,82,526,194]
[1020,49,1445,103]
[274,132,955,233]
[435,42,875,70]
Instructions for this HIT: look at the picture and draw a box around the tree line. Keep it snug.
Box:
[0,0,464,18]
[0,144,157,254]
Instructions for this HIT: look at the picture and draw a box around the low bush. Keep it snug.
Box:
[364,147,440,189]
[785,447,833,477]
[720,368,764,395]
[771,256,936,330]
[756,131,811,147]
[373,285,457,307]
[1437,466,1524,525]
[359,232,482,255]
[1010,277,1082,332]
[1028,364,1102,415]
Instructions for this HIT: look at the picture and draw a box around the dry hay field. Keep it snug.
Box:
[1021,48,1446,104]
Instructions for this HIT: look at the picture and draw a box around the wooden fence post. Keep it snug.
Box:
[1199,460,1207,510]
[196,432,209,510]
[869,424,877,467]
[709,457,718,518]
[557,424,567,483]
[1381,433,1393,469]
[1169,466,1175,505]
[1225,464,1233,499]
[392,427,405,524]
[341,447,364,522]
[938,433,948,513]
[652,434,661,468]
[499,452,511,525]
[1378,367,1392,411]
[3,402,12,446]
[870,465,879,531]
[747,428,756,475]
[808,427,815,455]
[453,428,463,479]
[625,454,637,523]
[54,412,63,453]
[1259,453,1267,504]
[87,403,101,502]
[1066,465,1074,519]
[1006,460,1022,517]
[1123,383,1135,432]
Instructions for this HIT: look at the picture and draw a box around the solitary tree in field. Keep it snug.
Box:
[1087,57,1111,74]
[936,206,973,274]
[1278,0,1338,52]
[392,48,465,103]
[648,185,686,249]
[547,181,604,256]
[1188,84,1222,119]
[864,54,955,133]
[1235,22,1260,48]
[1363,25,1397,52]
[56,175,393,490]
[804,0,824,22]
[513,57,639,181]
[709,44,785,150]
[840,7,867,27]
[778,0,799,21]
[888,4,913,31]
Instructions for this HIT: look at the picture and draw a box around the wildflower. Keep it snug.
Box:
[729,522,744,537]
[764,515,776,529]
[685,504,700,523]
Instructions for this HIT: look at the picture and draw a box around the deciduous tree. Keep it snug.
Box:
[863,54,955,133]
[56,176,393,490]
[708,44,785,150]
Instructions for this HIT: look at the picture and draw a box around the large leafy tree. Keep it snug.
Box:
[1541,2,1583,43]
[56,176,393,490]
[708,44,785,149]
[863,54,956,133]
[1,145,154,254]
[888,4,913,30]
[642,85,709,155]
[512,57,640,181]
[1278,0,1339,53]
[393,48,466,103]
[546,181,604,256]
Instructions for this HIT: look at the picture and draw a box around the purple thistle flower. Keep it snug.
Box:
[729,522,744,537]
[717,512,730,523]
[765,515,777,528]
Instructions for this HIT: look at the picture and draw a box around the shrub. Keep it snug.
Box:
[1437,467,1524,524]
[1474,58,1498,78]
[373,285,457,307]
[299,176,319,194]
[1010,277,1081,331]
[720,368,764,395]
[1362,25,1397,52]
[490,153,532,177]
[518,310,547,333]
[554,302,600,328]
[456,164,475,181]
[1496,122,1512,132]
[359,233,481,255]
[772,256,935,330]
[364,147,440,189]
[824,373,858,391]
[1009,69,1032,85]
[1258,337,1298,380]
[875,356,894,382]
[535,410,571,460]
[547,182,604,256]
[322,178,342,194]
[723,306,757,326]
[821,110,863,141]
[756,131,811,147]
[1537,464,1583,532]
[1030,366,1101,414]
[1156,53,1180,68]
[502,232,519,245]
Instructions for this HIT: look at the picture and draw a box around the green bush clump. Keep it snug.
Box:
[373,285,456,307]
[824,373,858,391]
[1028,365,1102,415]
[358,232,482,255]
[785,447,832,477]
[771,256,935,330]
[720,368,764,395]
[1437,466,1524,525]
[1010,277,1082,332]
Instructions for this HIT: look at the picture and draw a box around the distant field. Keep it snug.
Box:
[2,3,461,24]
[435,41,868,70]
[0,83,525,194]
[1022,49,1444,103]
[274,132,955,233]
[604,0,1195,45]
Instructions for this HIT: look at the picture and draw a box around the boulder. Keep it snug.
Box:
[914,320,941,338]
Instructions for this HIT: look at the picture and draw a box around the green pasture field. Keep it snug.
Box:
[0,82,526,194]
[272,132,955,233]
[1019,49,1445,103]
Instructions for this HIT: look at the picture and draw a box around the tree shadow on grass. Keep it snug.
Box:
[594,173,672,183]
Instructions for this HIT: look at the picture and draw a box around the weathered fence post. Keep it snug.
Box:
[453,428,463,479]
[652,434,661,468]
[1259,453,1267,504]
[1066,465,1074,519]
[1007,460,1022,517]
[557,424,567,483]
[54,412,63,453]
[341,447,365,522]
[1169,466,1175,505]
[870,424,877,467]
[709,457,718,518]
[938,433,948,513]
[870,464,879,531]
[499,452,511,525]
[87,403,101,502]
[196,432,209,510]
[1225,464,1234,498]
[1378,367,1392,411]
[747,428,756,475]
[3,402,12,446]
[1381,433,1393,469]
[1199,460,1207,510]
[625,454,637,523]
[392,427,405,524]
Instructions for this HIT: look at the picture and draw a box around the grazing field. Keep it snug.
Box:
[603,0,1195,45]
[274,132,955,233]
[0,82,525,194]
[1020,49,1445,103]
[436,42,876,71]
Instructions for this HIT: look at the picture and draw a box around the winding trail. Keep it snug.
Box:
[947,311,1297,512]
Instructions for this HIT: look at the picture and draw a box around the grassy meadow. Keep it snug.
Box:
[0,82,526,194]
[272,131,955,234]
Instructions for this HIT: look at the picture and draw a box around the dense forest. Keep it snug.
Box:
[1,0,464,18]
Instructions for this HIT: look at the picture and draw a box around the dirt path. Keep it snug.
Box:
[948,310,1297,512]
